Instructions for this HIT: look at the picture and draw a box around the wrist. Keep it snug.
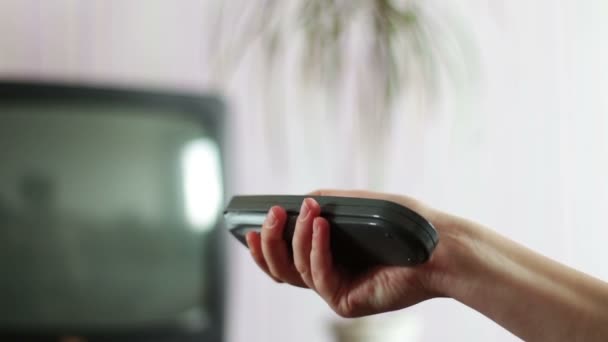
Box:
[417,213,486,300]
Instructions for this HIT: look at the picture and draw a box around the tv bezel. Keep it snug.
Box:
[0,80,227,342]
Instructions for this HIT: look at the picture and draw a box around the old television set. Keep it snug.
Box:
[0,81,226,342]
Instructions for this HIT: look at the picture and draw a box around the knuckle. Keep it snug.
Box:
[269,262,295,282]
[311,267,326,283]
[311,268,321,282]
[333,303,357,318]
[261,229,281,242]
[334,308,355,319]
[333,294,362,318]
[308,189,324,196]
[268,268,283,281]
[294,261,309,276]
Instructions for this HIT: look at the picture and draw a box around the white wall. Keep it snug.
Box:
[1,1,607,341]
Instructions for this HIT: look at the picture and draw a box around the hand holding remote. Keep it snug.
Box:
[243,189,449,317]
[243,189,608,341]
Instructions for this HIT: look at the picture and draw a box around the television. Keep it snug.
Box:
[0,82,226,342]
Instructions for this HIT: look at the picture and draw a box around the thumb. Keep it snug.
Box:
[308,189,437,223]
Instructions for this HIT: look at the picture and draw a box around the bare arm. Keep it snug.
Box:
[432,214,608,341]
[246,189,608,341]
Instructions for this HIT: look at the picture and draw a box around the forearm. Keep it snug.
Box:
[429,216,608,341]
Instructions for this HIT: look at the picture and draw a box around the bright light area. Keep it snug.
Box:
[181,138,223,232]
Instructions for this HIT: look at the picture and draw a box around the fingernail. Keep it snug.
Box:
[265,208,277,227]
[299,199,310,221]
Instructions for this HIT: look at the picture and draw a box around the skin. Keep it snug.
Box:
[245,189,608,341]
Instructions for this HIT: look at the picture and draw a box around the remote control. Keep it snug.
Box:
[224,195,438,270]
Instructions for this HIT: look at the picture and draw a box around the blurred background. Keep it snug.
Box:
[1,0,607,341]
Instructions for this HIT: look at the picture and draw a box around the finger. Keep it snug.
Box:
[309,189,434,221]
[261,206,306,287]
[310,217,343,306]
[308,188,385,198]
[309,188,405,202]
[292,198,321,290]
[246,231,283,283]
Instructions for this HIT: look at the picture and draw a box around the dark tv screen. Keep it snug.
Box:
[0,84,224,339]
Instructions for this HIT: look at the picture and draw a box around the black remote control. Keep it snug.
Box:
[224,195,438,270]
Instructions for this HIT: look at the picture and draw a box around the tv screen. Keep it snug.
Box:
[0,83,225,341]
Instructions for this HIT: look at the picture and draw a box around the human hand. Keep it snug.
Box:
[245,189,457,317]
[246,189,608,341]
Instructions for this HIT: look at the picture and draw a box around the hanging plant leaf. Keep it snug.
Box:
[211,0,473,157]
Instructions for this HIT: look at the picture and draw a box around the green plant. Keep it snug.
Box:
[220,0,450,98]
[211,0,472,179]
